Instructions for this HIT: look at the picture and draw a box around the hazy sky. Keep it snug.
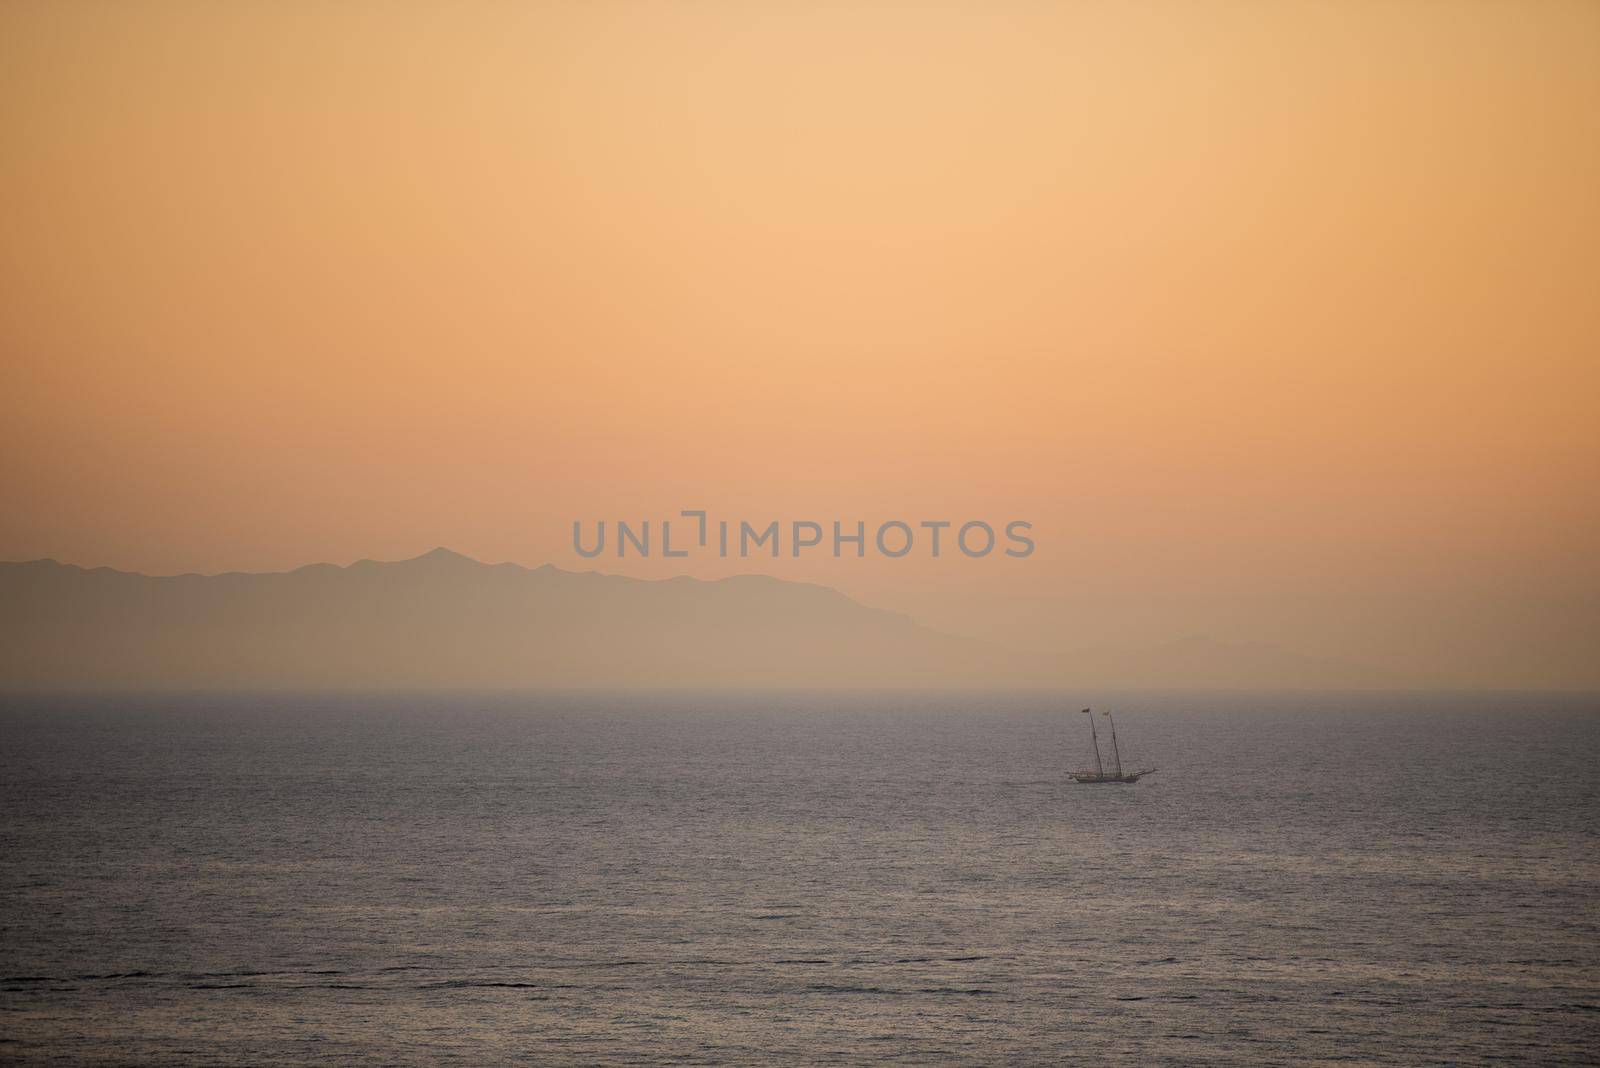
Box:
[3,2,1597,685]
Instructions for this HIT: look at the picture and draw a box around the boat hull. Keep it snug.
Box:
[1069,769,1155,784]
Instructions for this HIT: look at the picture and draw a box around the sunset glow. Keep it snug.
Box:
[4,1,1597,685]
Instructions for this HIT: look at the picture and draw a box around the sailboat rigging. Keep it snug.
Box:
[1070,708,1156,784]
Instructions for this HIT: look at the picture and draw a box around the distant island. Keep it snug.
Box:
[0,549,1393,691]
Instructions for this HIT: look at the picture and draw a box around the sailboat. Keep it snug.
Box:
[1070,708,1157,784]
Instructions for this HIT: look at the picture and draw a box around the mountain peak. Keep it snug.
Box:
[403,547,479,567]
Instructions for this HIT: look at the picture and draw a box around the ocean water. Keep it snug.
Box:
[1,691,1596,1066]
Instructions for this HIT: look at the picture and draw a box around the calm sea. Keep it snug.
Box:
[2,692,1596,1065]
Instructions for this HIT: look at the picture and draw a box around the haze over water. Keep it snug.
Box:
[2,691,1595,1065]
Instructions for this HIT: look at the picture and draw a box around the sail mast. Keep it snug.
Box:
[1103,711,1123,777]
[1082,708,1104,777]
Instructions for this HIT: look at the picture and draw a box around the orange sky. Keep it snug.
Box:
[2,2,1597,685]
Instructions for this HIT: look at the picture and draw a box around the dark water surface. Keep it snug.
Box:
[2,692,1596,1065]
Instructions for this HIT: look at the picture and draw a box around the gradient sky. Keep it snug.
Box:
[3,2,1597,685]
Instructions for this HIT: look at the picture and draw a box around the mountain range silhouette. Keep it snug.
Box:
[0,549,1392,690]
